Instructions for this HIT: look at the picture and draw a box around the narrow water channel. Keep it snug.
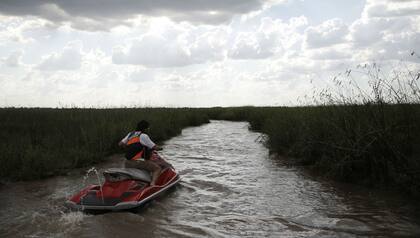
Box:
[1,121,419,237]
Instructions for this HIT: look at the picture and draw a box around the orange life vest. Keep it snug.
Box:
[125,132,145,161]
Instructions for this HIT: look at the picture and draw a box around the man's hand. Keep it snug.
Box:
[153,145,163,151]
[118,141,126,148]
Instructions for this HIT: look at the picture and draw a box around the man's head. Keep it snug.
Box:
[136,120,150,131]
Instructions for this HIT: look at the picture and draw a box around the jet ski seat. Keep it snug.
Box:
[103,168,152,183]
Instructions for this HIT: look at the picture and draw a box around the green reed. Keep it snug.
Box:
[0,108,209,180]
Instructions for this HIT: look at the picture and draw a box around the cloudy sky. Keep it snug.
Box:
[0,0,419,107]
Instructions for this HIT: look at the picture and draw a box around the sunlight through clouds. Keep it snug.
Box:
[0,0,419,107]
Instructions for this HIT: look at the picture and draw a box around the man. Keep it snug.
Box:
[118,120,161,186]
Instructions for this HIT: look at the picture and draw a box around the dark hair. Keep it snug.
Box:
[136,120,150,131]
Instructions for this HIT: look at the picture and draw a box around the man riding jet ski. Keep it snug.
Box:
[119,120,163,186]
[66,120,180,211]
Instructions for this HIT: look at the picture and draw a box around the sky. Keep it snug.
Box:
[0,0,419,107]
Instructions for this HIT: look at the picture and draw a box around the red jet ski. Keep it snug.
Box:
[66,153,180,211]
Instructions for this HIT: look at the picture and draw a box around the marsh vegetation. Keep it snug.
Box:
[0,108,209,180]
[1,60,419,196]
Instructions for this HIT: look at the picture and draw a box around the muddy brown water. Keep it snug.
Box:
[1,120,420,237]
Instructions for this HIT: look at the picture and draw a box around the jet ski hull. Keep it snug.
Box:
[66,167,180,211]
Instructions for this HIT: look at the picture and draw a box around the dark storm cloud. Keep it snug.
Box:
[0,0,264,30]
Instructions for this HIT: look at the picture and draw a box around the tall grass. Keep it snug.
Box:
[0,108,209,180]
[207,58,420,196]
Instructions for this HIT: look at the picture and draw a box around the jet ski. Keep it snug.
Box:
[66,153,180,211]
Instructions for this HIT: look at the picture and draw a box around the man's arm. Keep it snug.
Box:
[140,134,158,149]
[119,133,129,148]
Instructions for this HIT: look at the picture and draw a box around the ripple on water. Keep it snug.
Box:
[59,211,86,227]
[291,213,373,234]
[158,221,228,238]
[1,121,420,238]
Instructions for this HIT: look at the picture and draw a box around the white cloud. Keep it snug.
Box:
[1,50,24,67]
[306,46,352,61]
[1,0,419,107]
[304,18,349,49]
[112,33,190,68]
[0,16,47,44]
[363,0,420,18]
[228,31,278,59]
[113,15,308,66]
[350,0,420,62]
[228,16,307,59]
[275,16,308,51]
[349,18,389,47]
[112,19,229,67]
[37,41,83,71]
[188,27,228,63]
